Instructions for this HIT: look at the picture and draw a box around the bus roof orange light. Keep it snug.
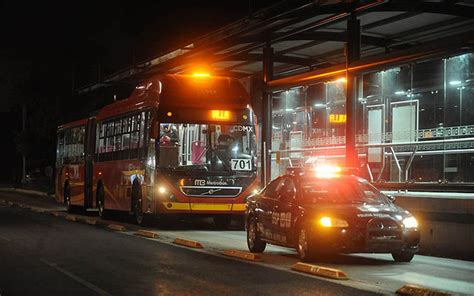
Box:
[167,111,173,117]
[193,72,210,78]
[211,110,230,120]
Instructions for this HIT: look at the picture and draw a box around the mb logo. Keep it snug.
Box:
[194,179,206,186]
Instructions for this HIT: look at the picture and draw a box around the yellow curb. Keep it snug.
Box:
[222,250,262,261]
[135,229,159,239]
[85,218,98,225]
[107,224,126,231]
[65,215,77,222]
[173,238,203,248]
[396,284,452,296]
[30,207,46,213]
[18,203,30,209]
[291,262,348,280]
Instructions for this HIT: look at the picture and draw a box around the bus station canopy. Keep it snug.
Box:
[77,0,474,94]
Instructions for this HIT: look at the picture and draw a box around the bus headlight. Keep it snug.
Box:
[252,188,259,194]
[402,216,418,229]
[318,216,348,228]
[158,186,167,194]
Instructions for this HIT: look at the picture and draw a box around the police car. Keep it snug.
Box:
[246,166,420,262]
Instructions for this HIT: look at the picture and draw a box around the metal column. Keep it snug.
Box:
[261,45,273,186]
[345,13,361,168]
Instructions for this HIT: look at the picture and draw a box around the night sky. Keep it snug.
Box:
[0,0,274,182]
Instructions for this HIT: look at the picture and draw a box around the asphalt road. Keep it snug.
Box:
[0,200,378,296]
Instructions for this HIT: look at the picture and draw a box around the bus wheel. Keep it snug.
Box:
[64,183,73,213]
[213,215,232,229]
[132,182,148,226]
[97,184,108,219]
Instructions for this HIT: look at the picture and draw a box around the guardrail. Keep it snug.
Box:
[269,137,474,184]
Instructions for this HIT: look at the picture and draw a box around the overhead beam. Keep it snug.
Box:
[377,1,474,18]
[235,31,390,48]
[212,53,313,66]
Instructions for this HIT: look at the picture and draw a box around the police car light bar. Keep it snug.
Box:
[314,165,342,178]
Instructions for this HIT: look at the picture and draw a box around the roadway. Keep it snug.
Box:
[0,190,473,296]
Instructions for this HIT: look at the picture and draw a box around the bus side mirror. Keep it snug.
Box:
[387,194,396,203]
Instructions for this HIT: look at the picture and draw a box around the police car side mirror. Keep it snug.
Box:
[386,194,396,203]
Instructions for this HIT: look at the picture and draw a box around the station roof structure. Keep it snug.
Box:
[77,0,474,94]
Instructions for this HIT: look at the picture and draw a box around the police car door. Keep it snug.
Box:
[273,177,296,245]
[259,177,284,241]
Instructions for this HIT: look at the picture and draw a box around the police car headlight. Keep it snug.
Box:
[402,216,418,229]
[318,216,349,228]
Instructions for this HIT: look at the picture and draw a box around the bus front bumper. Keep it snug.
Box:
[157,202,246,214]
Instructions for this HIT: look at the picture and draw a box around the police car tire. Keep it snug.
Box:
[391,251,415,262]
[247,217,266,253]
[297,227,318,262]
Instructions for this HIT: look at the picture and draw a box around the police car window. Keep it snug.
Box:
[301,177,386,204]
[263,178,284,197]
[278,178,296,202]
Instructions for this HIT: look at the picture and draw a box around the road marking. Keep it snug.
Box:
[107,224,126,231]
[223,249,262,261]
[396,284,452,296]
[292,262,348,280]
[65,215,77,222]
[135,229,159,239]
[173,238,203,248]
[40,258,111,296]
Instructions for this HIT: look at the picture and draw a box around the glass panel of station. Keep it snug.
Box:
[270,52,474,184]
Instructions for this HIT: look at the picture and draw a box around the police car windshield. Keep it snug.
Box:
[301,177,388,204]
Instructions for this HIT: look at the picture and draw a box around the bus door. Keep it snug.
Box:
[84,117,96,208]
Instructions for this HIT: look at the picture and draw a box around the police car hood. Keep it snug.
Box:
[305,202,410,224]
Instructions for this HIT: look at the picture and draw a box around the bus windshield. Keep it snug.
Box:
[158,123,256,175]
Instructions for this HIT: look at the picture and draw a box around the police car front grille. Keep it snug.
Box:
[366,218,402,241]
[180,186,242,198]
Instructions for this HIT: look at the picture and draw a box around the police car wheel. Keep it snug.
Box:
[392,251,415,262]
[247,217,266,253]
[297,227,317,262]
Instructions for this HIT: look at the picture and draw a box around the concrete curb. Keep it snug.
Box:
[173,238,203,248]
[50,211,67,217]
[291,262,348,280]
[0,187,53,198]
[65,215,77,222]
[222,249,262,261]
[107,224,126,231]
[396,284,452,296]
[30,207,46,213]
[135,229,159,239]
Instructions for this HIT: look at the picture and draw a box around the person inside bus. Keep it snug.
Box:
[216,133,236,157]
[160,124,178,146]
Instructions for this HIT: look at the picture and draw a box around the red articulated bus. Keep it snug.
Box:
[55,73,258,227]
